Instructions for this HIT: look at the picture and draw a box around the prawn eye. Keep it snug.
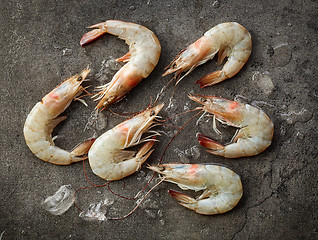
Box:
[150,110,155,116]
[200,97,207,103]
[158,166,165,171]
[77,76,82,81]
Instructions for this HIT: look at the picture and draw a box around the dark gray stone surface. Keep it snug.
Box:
[1,0,317,239]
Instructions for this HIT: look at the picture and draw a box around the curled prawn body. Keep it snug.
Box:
[189,94,274,158]
[88,104,164,181]
[23,69,95,165]
[148,164,243,215]
[163,22,252,87]
[80,20,161,110]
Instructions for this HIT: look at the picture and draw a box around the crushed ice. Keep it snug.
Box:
[85,110,108,132]
[174,145,201,163]
[94,58,122,84]
[41,185,75,215]
[79,198,114,221]
[252,71,275,95]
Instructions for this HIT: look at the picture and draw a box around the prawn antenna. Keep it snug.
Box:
[107,181,137,200]
[107,101,152,119]
[73,159,109,212]
[129,109,203,203]
[153,74,178,106]
[157,108,201,123]
[108,177,166,220]
[74,86,93,106]
[158,109,203,165]
[105,109,201,201]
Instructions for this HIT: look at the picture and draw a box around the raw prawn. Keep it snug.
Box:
[23,69,95,165]
[148,163,243,215]
[163,22,252,87]
[80,20,161,109]
[88,104,164,180]
[189,94,274,158]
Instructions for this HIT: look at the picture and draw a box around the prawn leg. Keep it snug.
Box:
[116,51,131,62]
[196,57,247,88]
[169,190,197,210]
[197,133,225,154]
[71,138,95,157]
[80,28,107,46]
[117,140,155,175]
[196,70,226,88]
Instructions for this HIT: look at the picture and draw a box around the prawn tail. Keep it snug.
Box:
[127,139,155,172]
[135,137,156,159]
[80,28,107,46]
[196,70,227,88]
[168,190,197,210]
[197,133,225,155]
[71,137,95,159]
[115,51,131,62]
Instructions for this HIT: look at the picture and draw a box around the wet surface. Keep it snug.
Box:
[1,0,318,239]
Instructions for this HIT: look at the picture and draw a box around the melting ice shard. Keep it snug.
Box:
[41,185,75,215]
[79,199,113,221]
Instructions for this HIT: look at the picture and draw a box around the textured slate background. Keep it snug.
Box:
[1,0,317,239]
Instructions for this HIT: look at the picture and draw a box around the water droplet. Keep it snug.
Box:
[174,148,190,163]
[252,72,275,95]
[145,209,156,219]
[137,170,146,181]
[185,145,201,160]
[166,98,178,113]
[62,48,72,56]
[140,199,159,209]
[212,1,220,8]
[269,43,292,67]
[251,100,275,109]
[266,45,274,57]
[234,95,250,104]
[296,132,304,139]
[161,128,178,138]
[157,209,163,217]
[183,102,190,111]
[280,125,286,136]
[197,115,237,144]
[280,108,312,124]
[159,219,165,225]
[174,145,201,163]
